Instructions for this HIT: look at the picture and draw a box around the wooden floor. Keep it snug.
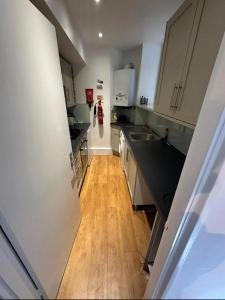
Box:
[57,156,151,299]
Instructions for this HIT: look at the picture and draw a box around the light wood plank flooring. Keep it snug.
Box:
[57,156,151,299]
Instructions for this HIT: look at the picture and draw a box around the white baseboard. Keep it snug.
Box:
[89,147,113,155]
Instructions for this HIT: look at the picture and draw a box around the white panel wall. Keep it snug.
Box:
[0,1,80,298]
[44,0,86,63]
[137,42,162,106]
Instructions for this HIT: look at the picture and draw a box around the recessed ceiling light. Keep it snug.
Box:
[95,0,100,3]
[98,32,103,38]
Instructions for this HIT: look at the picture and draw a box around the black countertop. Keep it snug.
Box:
[70,123,90,153]
[111,122,134,129]
[120,125,186,220]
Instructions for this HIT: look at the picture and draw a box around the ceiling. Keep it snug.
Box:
[64,0,183,50]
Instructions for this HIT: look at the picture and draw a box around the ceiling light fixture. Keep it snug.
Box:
[95,0,100,3]
[98,32,103,38]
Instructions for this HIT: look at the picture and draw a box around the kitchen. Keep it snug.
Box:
[1,0,225,299]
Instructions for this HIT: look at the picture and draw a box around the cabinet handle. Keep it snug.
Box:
[170,84,179,110]
[174,85,182,111]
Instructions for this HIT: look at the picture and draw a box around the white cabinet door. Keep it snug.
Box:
[0,230,39,299]
[155,0,203,118]
[173,0,225,125]
[124,142,129,178]
[123,139,138,201]
[111,127,120,153]
[134,169,154,206]
[127,151,137,200]
[120,131,125,169]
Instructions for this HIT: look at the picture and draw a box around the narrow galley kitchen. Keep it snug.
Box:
[2,0,225,300]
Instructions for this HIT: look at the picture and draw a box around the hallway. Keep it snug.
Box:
[57,156,151,299]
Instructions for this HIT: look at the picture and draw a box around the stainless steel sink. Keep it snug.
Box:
[129,133,157,141]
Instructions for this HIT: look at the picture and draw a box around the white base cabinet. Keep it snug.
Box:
[111,127,120,154]
[122,137,155,207]
[127,150,137,199]
[123,141,137,201]
[119,131,125,168]
[134,169,154,206]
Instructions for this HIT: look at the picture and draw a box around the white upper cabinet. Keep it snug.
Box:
[156,0,203,119]
[113,69,135,106]
[173,0,225,125]
[155,0,225,127]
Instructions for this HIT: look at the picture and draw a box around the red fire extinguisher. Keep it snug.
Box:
[94,100,104,125]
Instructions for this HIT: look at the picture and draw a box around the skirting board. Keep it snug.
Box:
[89,148,113,155]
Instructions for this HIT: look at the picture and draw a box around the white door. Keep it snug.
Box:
[0,1,80,298]
[0,229,39,299]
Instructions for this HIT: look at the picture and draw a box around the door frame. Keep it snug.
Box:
[144,32,225,298]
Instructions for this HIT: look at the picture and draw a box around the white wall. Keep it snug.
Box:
[44,0,86,63]
[0,1,81,298]
[121,46,143,99]
[75,48,122,154]
[137,42,162,106]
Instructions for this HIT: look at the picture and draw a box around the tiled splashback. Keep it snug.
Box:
[72,104,90,123]
[135,107,194,155]
[111,106,136,123]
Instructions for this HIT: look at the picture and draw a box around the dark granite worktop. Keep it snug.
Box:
[70,123,90,154]
[111,122,134,129]
[113,124,186,220]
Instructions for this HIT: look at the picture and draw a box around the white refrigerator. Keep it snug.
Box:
[0,1,80,298]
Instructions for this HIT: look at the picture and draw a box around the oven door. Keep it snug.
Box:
[80,139,88,175]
